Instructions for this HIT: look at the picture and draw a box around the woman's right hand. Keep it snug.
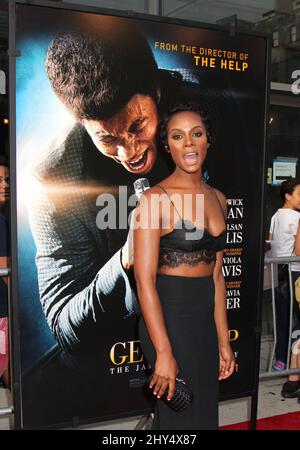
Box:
[149,352,179,401]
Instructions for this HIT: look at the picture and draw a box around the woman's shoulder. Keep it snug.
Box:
[138,186,165,211]
[278,208,300,219]
[212,186,226,203]
[145,179,177,196]
[205,184,227,209]
[289,209,300,217]
[203,181,225,198]
[140,185,165,198]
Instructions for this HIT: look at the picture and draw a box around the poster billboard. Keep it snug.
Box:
[10,1,269,428]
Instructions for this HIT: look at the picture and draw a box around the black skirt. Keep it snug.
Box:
[139,274,219,430]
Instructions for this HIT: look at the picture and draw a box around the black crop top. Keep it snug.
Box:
[157,185,227,268]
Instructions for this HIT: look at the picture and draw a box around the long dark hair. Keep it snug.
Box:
[0,155,8,168]
[280,178,300,203]
[159,101,214,149]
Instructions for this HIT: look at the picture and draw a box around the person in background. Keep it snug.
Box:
[0,155,9,388]
[269,178,300,372]
[281,323,300,401]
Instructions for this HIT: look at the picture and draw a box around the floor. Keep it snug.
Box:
[0,334,299,430]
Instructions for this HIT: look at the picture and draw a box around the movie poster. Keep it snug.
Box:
[12,2,268,428]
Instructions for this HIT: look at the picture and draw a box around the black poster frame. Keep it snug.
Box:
[9,0,270,429]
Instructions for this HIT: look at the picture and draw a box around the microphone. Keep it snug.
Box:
[133,178,150,200]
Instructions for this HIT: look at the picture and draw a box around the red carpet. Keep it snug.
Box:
[220,411,300,430]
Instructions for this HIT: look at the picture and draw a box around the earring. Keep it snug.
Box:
[165,145,170,153]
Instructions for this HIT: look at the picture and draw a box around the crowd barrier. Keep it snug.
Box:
[260,255,300,379]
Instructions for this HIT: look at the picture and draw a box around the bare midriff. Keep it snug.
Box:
[157,258,215,277]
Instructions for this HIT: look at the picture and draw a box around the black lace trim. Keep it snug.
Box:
[158,248,216,268]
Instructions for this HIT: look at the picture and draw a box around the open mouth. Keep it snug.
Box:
[183,152,198,163]
[126,149,148,171]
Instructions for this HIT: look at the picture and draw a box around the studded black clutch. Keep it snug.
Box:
[149,376,193,412]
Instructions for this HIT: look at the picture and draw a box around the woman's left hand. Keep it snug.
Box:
[218,343,235,380]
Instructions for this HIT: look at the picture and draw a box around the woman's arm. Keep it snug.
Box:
[134,188,178,400]
[295,220,300,256]
[213,251,235,380]
[212,190,235,380]
[27,183,139,353]
[269,214,275,241]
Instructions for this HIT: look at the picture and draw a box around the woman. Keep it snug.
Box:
[269,178,300,373]
[133,102,235,430]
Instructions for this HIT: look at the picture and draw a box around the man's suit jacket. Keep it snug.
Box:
[27,123,171,353]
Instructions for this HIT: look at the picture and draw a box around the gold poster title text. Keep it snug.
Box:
[154,42,249,72]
